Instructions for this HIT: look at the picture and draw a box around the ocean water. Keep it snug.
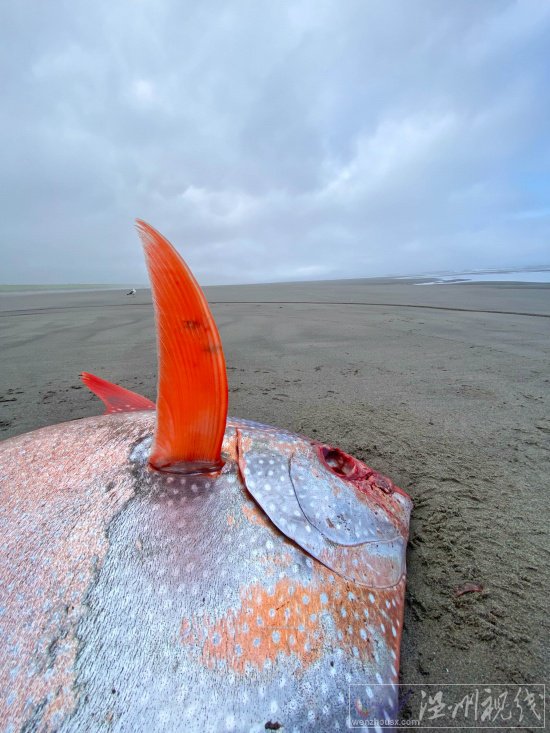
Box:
[0,284,134,295]
[411,269,550,285]
[2,270,550,293]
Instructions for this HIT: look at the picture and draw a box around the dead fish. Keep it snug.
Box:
[0,221,413,732]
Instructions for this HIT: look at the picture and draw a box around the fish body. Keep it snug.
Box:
[0,412,411,732]
[0,222,413,732]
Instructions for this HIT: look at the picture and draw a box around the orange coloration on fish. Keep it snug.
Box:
[0,414,143,731]
[81,372,155,413]
[136,220,228,474]
[179,568,406,679]
[241,501,273,528]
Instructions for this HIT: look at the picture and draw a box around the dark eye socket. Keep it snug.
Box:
[317,445,358,478]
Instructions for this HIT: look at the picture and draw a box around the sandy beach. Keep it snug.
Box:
[1,278,549,691]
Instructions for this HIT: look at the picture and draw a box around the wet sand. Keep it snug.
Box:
[1,278,549,690]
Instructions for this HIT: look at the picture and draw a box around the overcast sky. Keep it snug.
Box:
[2,0,549,285]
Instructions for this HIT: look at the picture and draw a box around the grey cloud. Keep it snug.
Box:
[2,0,549,284]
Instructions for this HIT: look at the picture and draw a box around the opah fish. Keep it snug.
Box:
[0,222,412,732]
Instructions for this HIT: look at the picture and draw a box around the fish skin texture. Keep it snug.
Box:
[0,411,411,732]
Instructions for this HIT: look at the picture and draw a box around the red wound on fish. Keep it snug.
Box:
[80,372,155,414]
[316,444,364,479]
[136,220,228,474]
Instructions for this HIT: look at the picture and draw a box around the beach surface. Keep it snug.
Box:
[1,278,549,690]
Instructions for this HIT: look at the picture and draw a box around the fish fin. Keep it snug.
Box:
[136,220,228,473]
[236,427,408,588]
[80,372,155,414]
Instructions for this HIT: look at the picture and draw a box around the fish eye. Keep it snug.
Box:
[317,444,359,478]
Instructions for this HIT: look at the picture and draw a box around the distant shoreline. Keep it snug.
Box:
[0,284,144,295]
[1,267,550,294]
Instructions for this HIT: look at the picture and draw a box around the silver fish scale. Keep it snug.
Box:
[238,428,406,589]
[61,431,397,732]
[290,446,397,545]
[0,412,407,732]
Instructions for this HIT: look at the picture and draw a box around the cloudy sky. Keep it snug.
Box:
[2,0,549,284]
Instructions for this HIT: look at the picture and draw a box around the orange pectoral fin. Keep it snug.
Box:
[136,220,228,474]
[81,372,155,414]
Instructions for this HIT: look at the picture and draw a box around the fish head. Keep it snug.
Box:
[126,416,412,593]
[232,420,412,590]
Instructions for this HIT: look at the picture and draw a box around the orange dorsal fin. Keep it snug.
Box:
[81,372,155,414]
[136,220,228,473]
